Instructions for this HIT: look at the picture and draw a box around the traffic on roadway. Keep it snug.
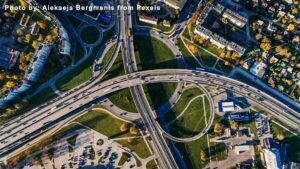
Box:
[0,69,299,161]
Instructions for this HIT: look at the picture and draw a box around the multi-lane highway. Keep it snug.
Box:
[1,69,300,161]
[120,0,180,168]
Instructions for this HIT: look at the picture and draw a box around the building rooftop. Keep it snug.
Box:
[230,112,250,122]
[0,46,19,69]
[138,14,158,25]
[222,8,248,28]
[250,61,267,78]
[263,148,282,169]
[25,43,52,82]
[164,0,187,10]
[220,101,235,112]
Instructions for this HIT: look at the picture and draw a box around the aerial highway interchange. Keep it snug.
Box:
[0,0,299,168]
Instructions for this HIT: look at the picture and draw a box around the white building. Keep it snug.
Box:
[250,61,267,78]
[263,148,282,169]
[194,25,246,55]
[138,15,158,25]
[164,0,187,10]
[235,145,250,155]
[19,13,30,27]
[220,101,235,112]
[222,9,248,28]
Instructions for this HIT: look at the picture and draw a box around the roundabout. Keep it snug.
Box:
[80,25,103,46]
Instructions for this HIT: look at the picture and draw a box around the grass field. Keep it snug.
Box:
[99,44,116,70]
[134,35,177,71]
[146,159,157,169]
[76,109,135,139]
[177,38,200,68]
[195,46,218,67]
[116,138,151,159]
[182,27,192,40]
[55,59,93,91]
[175,137,209,169]
[81,26,100,44]
[39,53,64,83]
[68,15,82,29]
[182,38,219,68]
[174,114,228,169]
[101,51,124,81]
[169,97,207,138]
[163,88,204,123]
[74,43,85,62]
[108,88,138,113]
[165,87,212,138]
[143,82,178,110]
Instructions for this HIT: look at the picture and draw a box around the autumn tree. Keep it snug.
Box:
[225,50,231,59]
[37,21,46,29]
[221,18,228,24]
[276,134,285,141]
[260,36,271,51]
[220,50,226,58]
[5,74,11,79]
[16,29,24,36]
[14,104,24,110]
[292,7,298,14]
[32,40,38,48]
[12,75,19,80]
[19,0,29,7]
[19,63,28,71]
[214,122,224,135]
[230,122,239,130]
[231,52,238,60]
[187,43,197,54]
[260,43,271,51]
[6,81,15,88]
[25,52,33,62]
[25,34,31,41]
[129,126,139,135]
[255,33,262,40]
[0,74,5,80]
[287,24,295,31]
[120,123,129,132]
[200,150,207,161]
[46,35,53,42]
